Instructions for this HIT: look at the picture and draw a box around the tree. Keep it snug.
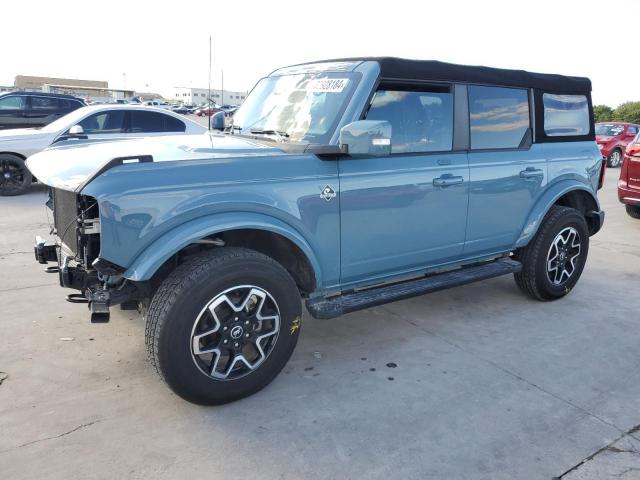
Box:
[613,102,640,124]
[593,104,614,123]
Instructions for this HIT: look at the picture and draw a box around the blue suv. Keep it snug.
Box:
[28,58,605,404]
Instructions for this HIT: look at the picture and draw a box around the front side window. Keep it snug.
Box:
[0,95,25,110]
[31,96,58,111]
[232,72,359,143]
[543,94,589,137]
[469,86,530,150]
[77,110,125,134]
[366,88,454,154]
[595,124,625,136]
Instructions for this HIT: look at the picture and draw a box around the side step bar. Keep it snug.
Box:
[306,258,522,319]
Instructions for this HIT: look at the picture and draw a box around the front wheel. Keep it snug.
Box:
[0,154,32,196]
[145,247,302,405]
[626,204,640,219]
[514,206,589,301]
[607,148,622,168]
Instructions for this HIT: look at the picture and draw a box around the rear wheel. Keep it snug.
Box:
[145,247,302,405]
[607,148,622,168]
[0,154,32,196]
[514,206,589,301]
[626,204,640,219]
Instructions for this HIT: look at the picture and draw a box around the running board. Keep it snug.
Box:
[306,258,522,319]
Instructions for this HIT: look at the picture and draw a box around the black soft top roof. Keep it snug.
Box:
[315,57,591,94]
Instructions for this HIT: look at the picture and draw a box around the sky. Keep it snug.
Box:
[2,0,638,107]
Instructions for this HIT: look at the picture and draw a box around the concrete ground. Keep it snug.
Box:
[0,171,638,480]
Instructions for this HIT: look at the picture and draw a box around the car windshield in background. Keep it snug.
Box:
[595,124,625,136]
[231,72,359,143]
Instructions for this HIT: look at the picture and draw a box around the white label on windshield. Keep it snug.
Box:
[305,78,349,93]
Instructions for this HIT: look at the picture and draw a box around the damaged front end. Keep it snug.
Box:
[35,187,140,323]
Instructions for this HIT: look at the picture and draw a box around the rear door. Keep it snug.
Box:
[464,85,545,255]
[25,96,64,127]
[0,94,27,129]
[128,110,186,135]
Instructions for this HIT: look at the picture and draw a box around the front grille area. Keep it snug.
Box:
[52,188,80,255]
[52,188,100,266]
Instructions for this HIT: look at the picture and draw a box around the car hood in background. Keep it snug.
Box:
[26,133,285,192]
[0,128,49,142]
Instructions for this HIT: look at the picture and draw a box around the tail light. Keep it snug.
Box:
[598,158,606,190]
[626,143,640,157]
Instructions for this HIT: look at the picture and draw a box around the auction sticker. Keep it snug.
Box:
[305,78,349,93]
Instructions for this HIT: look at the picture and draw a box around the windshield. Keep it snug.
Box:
[595,124,624,136]
[40,107,93,133]
[232,72,359,143]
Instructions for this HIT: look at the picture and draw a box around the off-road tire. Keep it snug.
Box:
[607,148,622,168]
[145,247,302,405]
[0,154,32,196]
[513,206,589,301]
[626,204,640,219]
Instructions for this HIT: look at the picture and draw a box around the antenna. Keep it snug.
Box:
[208,35,212,131]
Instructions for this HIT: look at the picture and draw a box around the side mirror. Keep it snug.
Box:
[68,125,85,136]
[339,120,391,156]
[211,111,225,131]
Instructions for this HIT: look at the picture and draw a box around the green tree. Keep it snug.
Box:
[593,104,614,122]
[613,102,640,124]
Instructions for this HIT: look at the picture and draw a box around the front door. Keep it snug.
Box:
[339,85,469,287]
[0,94,27,130]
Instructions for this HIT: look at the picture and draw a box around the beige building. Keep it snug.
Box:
[14,75,108,91]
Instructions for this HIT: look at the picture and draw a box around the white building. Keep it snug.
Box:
[171,87,248,106]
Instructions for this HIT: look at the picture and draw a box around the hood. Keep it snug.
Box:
[26,133,285,191]
[0,128,47,142]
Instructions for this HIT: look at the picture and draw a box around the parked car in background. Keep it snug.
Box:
[27,58,604,405]
[596,122,640,168]
[0,92,85,130]
[619,132,640,219]
[171,105,192,115]
[143,100,172,110]
[196,105,223,116]
[0,105,206,195]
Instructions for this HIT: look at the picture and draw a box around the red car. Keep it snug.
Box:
[195,105,223,117]
[596,122,640,168]
[618,132,640,219]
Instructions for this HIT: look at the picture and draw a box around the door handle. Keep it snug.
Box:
[433,175,464,187]
[519,168,544,179]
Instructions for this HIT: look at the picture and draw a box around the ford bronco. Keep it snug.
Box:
[27,58,606,404]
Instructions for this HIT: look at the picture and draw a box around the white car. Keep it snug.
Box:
[0,105,207,195]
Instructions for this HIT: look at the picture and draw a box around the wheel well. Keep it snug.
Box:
[554,190,599,234]
[0,151,26,160]
[147,229,317,298]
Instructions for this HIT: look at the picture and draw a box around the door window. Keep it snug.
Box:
[31,96,59,111]
[627,126,638,136]
[0,95,25,110]
[130,110,184,133]
[77,110,126,134]
[469,86,530,149]
[366,88,453,153]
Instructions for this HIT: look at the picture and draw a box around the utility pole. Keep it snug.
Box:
[221,69,224,106]
[208,35,212,130]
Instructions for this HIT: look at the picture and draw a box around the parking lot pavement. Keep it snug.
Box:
[0,172,638,480]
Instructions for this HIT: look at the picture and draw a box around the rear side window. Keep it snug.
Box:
[543,94,589,136]
[468,86,530,150]
[31,96,59,111]
[0,95,25,110]
[164,115,186,132]
[628,126,638,136]
[366,88,454,153]
[130,110,186,133]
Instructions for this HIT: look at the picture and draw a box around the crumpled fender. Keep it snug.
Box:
[122,211,322,285]
[515,180,600,248]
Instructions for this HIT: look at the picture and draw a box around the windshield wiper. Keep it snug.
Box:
[225,125,242,134]
[249,129,290,141]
